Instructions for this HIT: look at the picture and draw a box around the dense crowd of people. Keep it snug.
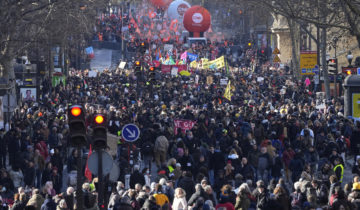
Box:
[1,3,360,210]
[1,44,360,210]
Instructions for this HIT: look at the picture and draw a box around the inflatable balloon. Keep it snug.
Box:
[149,0,172,9]
[183,6,211,37]
[167,0,191,21]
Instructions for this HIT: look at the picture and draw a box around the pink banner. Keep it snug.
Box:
[174,119,196,135]
[161,65,187,74]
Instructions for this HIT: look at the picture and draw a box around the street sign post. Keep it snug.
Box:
[300,51,318,75]
[88,151,114,176]
[122,124,140,142]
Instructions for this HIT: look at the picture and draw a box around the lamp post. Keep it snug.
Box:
[347,51,353,67]
[332,37,338,97]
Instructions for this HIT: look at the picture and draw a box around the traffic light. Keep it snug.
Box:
[68,105,87,146]
[91,114,107,149]
[327,58,338,75]
[149,66,156,84]
[135,60,141,75]
[140,42,147,54]
[344,69,352,75]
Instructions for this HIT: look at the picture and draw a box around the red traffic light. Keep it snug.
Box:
[261,50,265,54]
[149,67,154,71]
[71,107,82,117]
[330,59,336,63]
[95,115,104,124]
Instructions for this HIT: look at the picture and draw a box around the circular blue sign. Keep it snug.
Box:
[121,124,140,142]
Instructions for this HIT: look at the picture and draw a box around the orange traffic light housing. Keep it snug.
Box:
[92,114,107,149]
[68,105,87,146]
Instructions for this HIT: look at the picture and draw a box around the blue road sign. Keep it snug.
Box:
[122,124,140,142]
[357,68,360,75]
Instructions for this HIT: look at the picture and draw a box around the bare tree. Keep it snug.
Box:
[0,0,107,92]
[253,0,348,99]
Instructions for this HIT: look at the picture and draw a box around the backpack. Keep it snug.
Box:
[142,141,153,155]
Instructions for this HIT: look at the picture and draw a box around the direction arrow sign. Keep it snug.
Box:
[122,124,140,142]
[272,47,280,54]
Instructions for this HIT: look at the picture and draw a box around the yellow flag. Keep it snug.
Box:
[224,80,232,101]
[190,60,197,68]
[215,56,225,69]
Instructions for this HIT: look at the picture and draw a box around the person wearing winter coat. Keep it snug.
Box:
[188,184,205,207]
[178,171,195,201]
[115,196,133,210]
[27,189,44,210]
[282,146,295,182]
[24,161,36,188]
[40,194,56,210]
[172,188,187,210]
[257,147,271,183]
[273,186,290,210]
[209,146,225,185]
[141,195,159,210]
[9,165,23,189]
[130,165,145,189]
[154,136,169,168]
[289,151,304,183]
[237,157,253,182]
[255,183,269,210]
[63,187,74,210]
[234,183,251,210]
[11,193,27,210]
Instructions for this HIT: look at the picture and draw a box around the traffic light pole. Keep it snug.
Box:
[98,149,104,209]
[334,45,337,97]
[76,146,83,209]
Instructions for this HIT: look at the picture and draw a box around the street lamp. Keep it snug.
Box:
[347,51,353,67]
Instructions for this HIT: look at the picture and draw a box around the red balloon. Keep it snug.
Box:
[183,5,211,33]
[149,0,172,8]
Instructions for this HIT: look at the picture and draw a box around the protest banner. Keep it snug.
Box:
[161,65,187,74]
[174,119,196,135]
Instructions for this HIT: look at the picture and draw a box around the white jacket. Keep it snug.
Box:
[9,170,23,188]
[172,197,188,210]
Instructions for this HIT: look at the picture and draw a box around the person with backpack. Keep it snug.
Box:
[141,140,154,173]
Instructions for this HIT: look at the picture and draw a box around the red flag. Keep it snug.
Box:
[85,145,92,181]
